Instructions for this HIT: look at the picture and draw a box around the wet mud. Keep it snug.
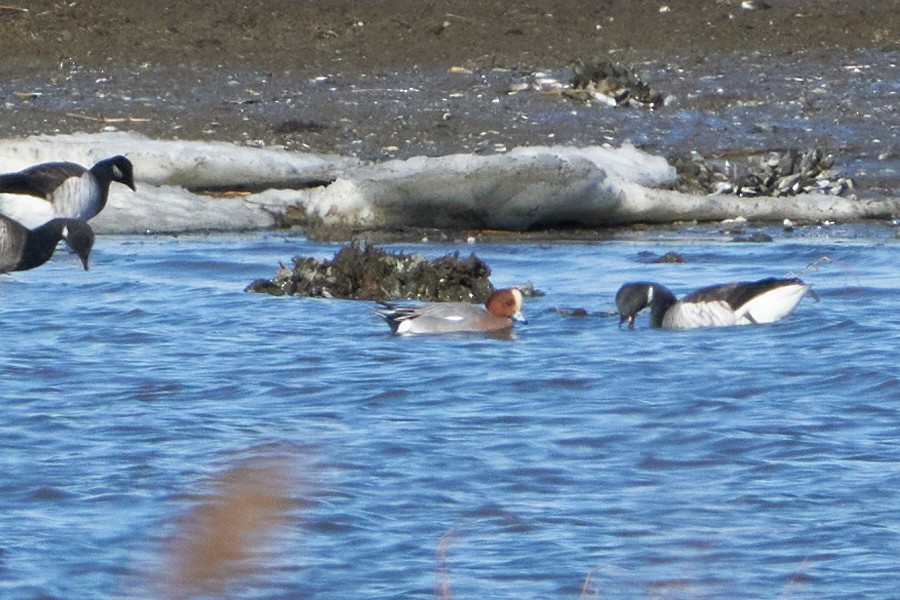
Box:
[1,1,898,198]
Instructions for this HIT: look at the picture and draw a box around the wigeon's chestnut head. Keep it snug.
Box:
[616,277,810,330]
[377,287,526,335]
[485,287,525,321]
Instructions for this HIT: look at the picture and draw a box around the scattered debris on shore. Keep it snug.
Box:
[245,242,497,301]
[505,60,666,109]
[673,148,855,197]
[565,60,666,108]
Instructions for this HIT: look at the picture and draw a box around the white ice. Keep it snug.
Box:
[1,132,897,234]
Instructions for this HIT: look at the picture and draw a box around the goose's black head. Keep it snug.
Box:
[93,155,136,192]
[615,282,677,329]
[61,219,96,270]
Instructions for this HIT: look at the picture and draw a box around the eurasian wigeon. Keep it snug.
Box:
[616,277,810,330]
[377,287,525,334]
[0,213,94,273]
[0,156,135,229]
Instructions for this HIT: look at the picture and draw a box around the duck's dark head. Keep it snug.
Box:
[94,155,136,192]
[615,282,677,329]
[61,219,95,270]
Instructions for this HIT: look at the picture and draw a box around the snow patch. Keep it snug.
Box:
[1,132,897,234]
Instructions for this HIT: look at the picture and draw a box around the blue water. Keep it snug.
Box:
[2,228,899,600]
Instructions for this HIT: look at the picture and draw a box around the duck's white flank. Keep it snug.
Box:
[662,281,810,329]
[662,300,740,329]
[733,281,810,324]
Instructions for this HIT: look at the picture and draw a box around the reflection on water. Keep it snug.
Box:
[2,228,899,599]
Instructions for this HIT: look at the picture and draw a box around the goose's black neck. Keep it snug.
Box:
[647,284,678,328]
[18,220,66,271]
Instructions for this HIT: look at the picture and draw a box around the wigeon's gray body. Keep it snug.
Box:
[0,156,135,229]
[0,213,94,273]
[377,288,525,335]
[616,277,810,330]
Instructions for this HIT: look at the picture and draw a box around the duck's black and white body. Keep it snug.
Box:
[0,156,135,228]
[0,213,94,273]
[616,277,810,330]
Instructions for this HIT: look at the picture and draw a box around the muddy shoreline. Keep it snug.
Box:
[4,2,896,75]
[1,1,898,204]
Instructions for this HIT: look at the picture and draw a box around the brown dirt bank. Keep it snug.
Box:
[3,0,896,72]
[1,1,898,194]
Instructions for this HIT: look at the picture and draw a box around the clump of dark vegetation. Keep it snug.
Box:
[637,250,686,264]
[672,148,854,197]
[245,242,496,302]
[564,60,665,108]
[730,231,775,243]
[272,119,329,134]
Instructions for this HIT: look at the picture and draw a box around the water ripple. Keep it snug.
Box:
[1,232,899,598]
